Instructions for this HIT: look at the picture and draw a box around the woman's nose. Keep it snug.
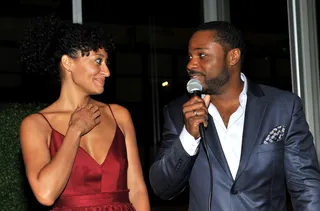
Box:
[101,64,110,77]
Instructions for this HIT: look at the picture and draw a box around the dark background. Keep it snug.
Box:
[0,0,319,210]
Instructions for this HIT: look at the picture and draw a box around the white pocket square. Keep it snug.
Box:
[263,125,285,144]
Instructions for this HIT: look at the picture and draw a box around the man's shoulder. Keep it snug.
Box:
[256,83,300,102]
[166,94,189,109]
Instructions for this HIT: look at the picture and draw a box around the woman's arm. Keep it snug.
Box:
[20,104,100,206]
[113,104,150,210]
[20,113,81,206]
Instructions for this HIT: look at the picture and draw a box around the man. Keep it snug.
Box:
[149,21,320,211]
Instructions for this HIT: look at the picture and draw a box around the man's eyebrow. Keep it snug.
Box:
[193,47,209,50]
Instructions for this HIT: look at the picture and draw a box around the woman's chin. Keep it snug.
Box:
[89,87,104,95]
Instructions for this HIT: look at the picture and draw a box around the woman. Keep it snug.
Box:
[19,14,150,210]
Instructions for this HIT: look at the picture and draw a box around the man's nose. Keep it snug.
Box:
[187,58,199,70]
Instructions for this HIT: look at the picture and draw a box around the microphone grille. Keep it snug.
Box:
[186,79,202,94]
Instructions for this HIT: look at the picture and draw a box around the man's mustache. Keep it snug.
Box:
[188,69,205,77]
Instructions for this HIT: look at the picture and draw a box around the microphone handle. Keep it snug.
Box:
[191,90,202,98]
[191,91,205,139]
[199,123,205,139]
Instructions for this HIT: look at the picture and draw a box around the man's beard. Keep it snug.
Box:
[203,66,229,95]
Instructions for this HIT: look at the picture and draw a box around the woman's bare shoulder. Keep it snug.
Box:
[108,104,131,119]
[20,105,54,137]
[19,113,51,143]
[93,100,130,116]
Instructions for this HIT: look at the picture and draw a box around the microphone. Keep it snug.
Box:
[187,78,203,98]
[186,79,205,139]
[186,79,212,211]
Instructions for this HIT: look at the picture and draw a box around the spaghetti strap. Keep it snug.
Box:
[38,113,53,129]
[107,104,117,124]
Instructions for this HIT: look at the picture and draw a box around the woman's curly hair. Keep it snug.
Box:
[19,14,115,80]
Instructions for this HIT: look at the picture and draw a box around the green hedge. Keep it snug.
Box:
[0,103,47,210]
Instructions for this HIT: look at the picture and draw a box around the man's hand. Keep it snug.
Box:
[183,95,210,139]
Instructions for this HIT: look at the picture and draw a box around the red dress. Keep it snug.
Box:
[39,110,136,211]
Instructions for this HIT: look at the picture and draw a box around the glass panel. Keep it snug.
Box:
[115,52,143,76]
[230,0,291,91]
[0,47,20,73]
[0,1,72,102]
[82,2,202,209]
[115,77,143,102]
[148,54,173,77]
[1,1,72,20]
[0,73,21,87]
[317,1,320,71]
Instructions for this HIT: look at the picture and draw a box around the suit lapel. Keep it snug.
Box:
[205,116,233,180]
[235,82,267,181]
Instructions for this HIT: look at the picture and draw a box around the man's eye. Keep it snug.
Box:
[199,53,206,58]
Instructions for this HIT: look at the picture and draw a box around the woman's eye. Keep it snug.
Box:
[95,58,102,64]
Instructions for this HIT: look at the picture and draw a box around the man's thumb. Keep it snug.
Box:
[203,95,211,108]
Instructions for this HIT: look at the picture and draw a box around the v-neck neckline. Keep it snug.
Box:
[50,126,118,167]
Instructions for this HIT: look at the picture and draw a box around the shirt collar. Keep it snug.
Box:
[239,72,248,107]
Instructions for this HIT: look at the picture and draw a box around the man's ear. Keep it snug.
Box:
[61,55,73,72]
[229,48,241,66]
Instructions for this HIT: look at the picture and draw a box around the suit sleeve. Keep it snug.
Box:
[149,105,198,200]
[285,95,320,211]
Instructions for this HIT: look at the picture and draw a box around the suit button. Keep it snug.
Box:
[231,189,238,195]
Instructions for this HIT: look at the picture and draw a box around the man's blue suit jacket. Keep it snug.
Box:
[149,81,320,211]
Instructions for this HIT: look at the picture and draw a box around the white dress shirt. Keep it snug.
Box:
[179,73,248,179]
